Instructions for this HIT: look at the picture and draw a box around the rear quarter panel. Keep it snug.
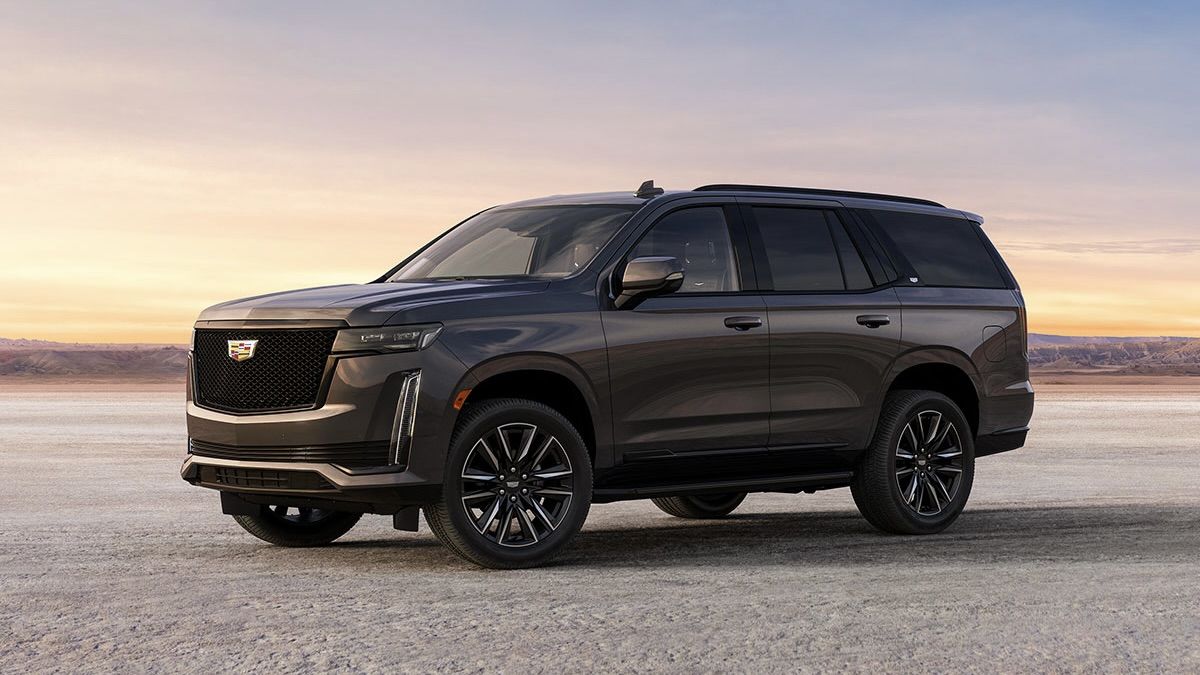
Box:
[893,287,1032,435]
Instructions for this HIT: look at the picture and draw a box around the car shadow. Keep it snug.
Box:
[307,502,1200,571]
[555,503,1200,569]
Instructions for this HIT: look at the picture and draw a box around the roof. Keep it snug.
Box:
[497,191,659,208]
[692,184,944,208]
[491,182,978,221]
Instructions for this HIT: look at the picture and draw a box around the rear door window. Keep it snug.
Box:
[751,207,874,292]
[864,209,1006,288]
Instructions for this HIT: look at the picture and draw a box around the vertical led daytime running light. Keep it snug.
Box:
[391,371,422,466]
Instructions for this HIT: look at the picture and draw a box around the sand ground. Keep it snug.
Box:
[1,384,1198,672]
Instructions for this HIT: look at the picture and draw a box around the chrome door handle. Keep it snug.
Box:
[856,314,891,328]
[724,316,763,331]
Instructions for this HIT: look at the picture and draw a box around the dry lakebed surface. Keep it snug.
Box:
[2,380,1199,672]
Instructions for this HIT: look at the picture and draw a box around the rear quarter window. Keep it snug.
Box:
[864,209,1006,288]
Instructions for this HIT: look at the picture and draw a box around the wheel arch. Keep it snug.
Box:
[453,353,608,467]
[879,348,983,438]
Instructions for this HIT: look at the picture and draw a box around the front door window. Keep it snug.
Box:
[630,207,740,293]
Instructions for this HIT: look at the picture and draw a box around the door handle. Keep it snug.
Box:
[856,314,891,328]
[724,316,763,331]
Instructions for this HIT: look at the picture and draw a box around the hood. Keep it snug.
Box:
[196,279,550,326]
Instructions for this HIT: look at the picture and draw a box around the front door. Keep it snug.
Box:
[601,204,770,461]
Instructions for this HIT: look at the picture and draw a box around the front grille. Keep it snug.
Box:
[199,466,334,491]
[193,329,337,412]
[189,438,391,468]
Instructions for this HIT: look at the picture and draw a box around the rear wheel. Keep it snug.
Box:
[651,493,747,519]
[232,505,362,547]
[424,398,592,569]
[851,390,975,535]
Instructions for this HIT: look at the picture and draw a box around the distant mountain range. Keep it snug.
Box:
[1028,334,1194,347]
[3,334,1200,379]
[1027,335,1200,374]
[0,338,187,379]
[0,337,187,351]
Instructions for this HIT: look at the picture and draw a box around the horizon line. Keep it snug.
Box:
[5,331,1200,347]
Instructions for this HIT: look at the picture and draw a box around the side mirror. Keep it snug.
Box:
[614,256,685,309]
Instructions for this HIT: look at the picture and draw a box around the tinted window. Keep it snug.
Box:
[828,215,873,290]
[390,205,637,281]
[752,207,844,291]
[632,207,739,293]
[855,217,899,283]
[867,210,1005,288]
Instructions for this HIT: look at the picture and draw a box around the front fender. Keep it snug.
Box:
[450,352,614,469]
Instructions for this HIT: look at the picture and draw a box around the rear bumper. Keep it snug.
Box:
[979,379,1034,434]
[975,426,1029,457]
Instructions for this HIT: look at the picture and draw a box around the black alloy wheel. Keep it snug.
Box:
[894,410,965,516]
[232,504,362,547]
[459,422,576,547]
[851,390,976,535]
[651,492,747,519]
[424,398,592,569]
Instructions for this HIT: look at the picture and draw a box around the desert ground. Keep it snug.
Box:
[2,380,1199,672]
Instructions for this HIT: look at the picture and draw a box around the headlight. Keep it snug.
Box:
[332,324,443,353]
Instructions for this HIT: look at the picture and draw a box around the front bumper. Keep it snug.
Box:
[180,455,440,506]
[183,341,470,508]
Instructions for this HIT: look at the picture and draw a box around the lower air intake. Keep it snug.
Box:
[199,466,334,491]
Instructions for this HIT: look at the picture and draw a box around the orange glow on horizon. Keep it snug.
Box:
[2,159,1198,344]
[3,4,1199,343]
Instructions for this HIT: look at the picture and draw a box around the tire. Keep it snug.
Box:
[851,390,975,535]
[651,493,747,519]
[424,398,593,569]
[232,505,362,547]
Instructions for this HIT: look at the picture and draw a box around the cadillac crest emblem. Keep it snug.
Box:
[227,340,258,362]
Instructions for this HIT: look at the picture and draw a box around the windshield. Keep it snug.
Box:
[389,205,638,281]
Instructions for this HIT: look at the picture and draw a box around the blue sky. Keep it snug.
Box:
[1,1,1198,340]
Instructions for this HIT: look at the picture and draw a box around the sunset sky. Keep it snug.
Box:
[2,2,1198,343]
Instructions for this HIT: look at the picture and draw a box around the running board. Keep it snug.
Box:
[623,441,848,463]
[592,471,853,503]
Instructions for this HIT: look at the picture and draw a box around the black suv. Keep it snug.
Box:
[182,181,1034,568]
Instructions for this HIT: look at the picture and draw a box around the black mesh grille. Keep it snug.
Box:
[193,329,337,412]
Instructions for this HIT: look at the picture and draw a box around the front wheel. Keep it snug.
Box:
[851,390,975,535]
[651,493,747,519]
[424,398,593,569]
[232,505,362,547]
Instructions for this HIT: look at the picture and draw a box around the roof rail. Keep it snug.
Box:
[693,184,944,208]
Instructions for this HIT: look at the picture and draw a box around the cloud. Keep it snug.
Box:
[2,1,1200,341]
[1001,239,1200,255]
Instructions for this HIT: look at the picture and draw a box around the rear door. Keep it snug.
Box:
[741,200,904,454]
